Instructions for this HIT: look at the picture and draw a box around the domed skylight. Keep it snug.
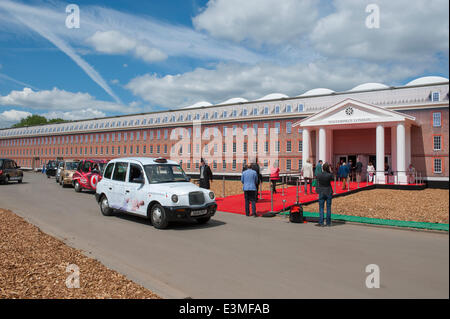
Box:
[299,88,335,97]
[218,97,248,105]
[405,76,449,86]
[349,83,389,91]
[256,93,289,101]
[182,101,213,109]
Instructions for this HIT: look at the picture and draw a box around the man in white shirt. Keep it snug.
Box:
[301,158,314,194]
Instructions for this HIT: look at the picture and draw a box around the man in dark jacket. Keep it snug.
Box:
[199,158,213,189]
[316,162,334,227]
[251,158,262,200]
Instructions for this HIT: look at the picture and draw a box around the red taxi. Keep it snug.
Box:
[72,159,107,192]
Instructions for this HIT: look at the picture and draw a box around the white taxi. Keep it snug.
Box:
[95,157,217,229]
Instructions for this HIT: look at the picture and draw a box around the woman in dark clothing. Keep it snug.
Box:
[316,162,334,227]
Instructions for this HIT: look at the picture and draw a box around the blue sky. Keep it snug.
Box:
[0,0,448,127]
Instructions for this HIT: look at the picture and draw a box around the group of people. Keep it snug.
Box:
[197,157,418,227]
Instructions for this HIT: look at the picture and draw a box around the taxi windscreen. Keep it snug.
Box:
[144,164,189,184]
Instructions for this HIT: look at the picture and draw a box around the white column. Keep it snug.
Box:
[302,128,310,165]
[315,129,319,164]
[326,129,333,164]
[391,127,397,172]
[405,125,411,167]
[397,122,407,184]
[376,124,385,184]
[318,127,326,162]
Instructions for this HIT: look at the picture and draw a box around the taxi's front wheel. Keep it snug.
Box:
[100,195,113,216]
[150,204,169,229]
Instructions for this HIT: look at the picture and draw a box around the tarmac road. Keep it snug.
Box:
[0,172,448,299]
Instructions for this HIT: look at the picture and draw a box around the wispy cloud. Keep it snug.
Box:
[0,0,122,104]
[0,72,39,91]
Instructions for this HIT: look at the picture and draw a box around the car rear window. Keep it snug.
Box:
[112,162,127,182]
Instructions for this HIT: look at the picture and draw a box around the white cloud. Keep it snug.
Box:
[0,87,138,113]
[0,1,262,65]
[310,0,449,63]
[0,109,32,128]
[0,0,122,104]
[193,0,319,45]
[43,108,106,121]
[87,30,167,63]
[126,60,419,108]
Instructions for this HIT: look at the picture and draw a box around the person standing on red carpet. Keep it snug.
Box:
[270,162,280,194]
[301,158,314,194]
[241,163,258,217]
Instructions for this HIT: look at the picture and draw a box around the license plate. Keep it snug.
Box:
[9,176,19,180]
[191,209,207,216]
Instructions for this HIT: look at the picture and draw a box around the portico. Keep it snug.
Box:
[293,99,416,184]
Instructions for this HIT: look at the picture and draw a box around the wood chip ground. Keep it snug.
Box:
[0,209,160,299]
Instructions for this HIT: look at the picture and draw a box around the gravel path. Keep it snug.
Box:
[0,209,160,299]
[303,189,449,224]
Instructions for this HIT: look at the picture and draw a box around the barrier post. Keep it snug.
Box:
[282,199,287,217]
[270,185,274,213]
[347,176,350,191]
[296,178,299,204]
[281,175,285,197]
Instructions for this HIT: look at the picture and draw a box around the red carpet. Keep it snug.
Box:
[216,181,373,216]
[216,181,425,216]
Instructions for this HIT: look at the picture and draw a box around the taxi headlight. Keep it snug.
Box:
[209,192,215,200]
[171,194,179,203]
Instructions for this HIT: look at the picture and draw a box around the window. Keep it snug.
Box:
[275,122,280,134]
[232,159,236,170]
[264,123,269,135]
[286,141,292,152]
[129,164,144,183]
[286,122,292,134]
[104,163,114,179]
[112,162,128,182]
[433,112,442,127]
[242,109,248,116]
[433,136,442,151]
[264,107,269,115]
[433,158,442,173]
[298,140,303,152]
[243,142,247,153]
[431,92,440,102]
[298,159,303,170]
[286,105,292,113]
[274,105,280,114]
[298,104,304,112]
[286,159,291,171]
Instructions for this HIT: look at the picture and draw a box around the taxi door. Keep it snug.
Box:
[123,163,147,216]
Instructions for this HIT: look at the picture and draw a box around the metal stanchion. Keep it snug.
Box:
[414,172,417,185]
[282,199,287,217]
[296,178,299,204]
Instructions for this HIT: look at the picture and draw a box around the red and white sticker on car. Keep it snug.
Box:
[90,175,99,188]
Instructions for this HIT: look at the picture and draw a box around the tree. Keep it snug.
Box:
[11,115,68,128]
